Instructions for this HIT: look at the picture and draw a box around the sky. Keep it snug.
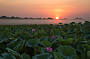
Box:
[0,0,90,18]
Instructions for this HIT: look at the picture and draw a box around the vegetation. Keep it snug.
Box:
[0,21,90,59]
[0,16,53,20]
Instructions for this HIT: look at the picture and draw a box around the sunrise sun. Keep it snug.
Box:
[56,17,59,19]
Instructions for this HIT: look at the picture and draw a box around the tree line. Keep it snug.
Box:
[0,16,53,20]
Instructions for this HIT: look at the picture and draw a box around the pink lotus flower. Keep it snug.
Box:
[51,35,56,39]
[46,47,52,52]
[32,28,36,32]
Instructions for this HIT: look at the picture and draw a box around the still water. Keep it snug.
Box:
[0,19,90,25]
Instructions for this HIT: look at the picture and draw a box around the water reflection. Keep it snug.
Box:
[0,19,90,25]
[48,19,62,24]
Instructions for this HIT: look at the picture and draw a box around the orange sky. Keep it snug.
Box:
[0,0,90,18]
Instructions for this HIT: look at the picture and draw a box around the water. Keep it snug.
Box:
[0,18,90,25]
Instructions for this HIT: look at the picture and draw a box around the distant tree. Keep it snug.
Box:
[37,17,42,19]
[47,17,53,19]
[10,16,15,19]
[29,17,33,19]
[74,17,82,20]
[0,16,8,19]
[24,17,28,19]
[15,17,21,19]
[42,18,46,19]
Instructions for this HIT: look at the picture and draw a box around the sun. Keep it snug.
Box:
[56,17,59,19]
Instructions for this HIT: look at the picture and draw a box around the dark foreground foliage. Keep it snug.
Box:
[0,21,90,59]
